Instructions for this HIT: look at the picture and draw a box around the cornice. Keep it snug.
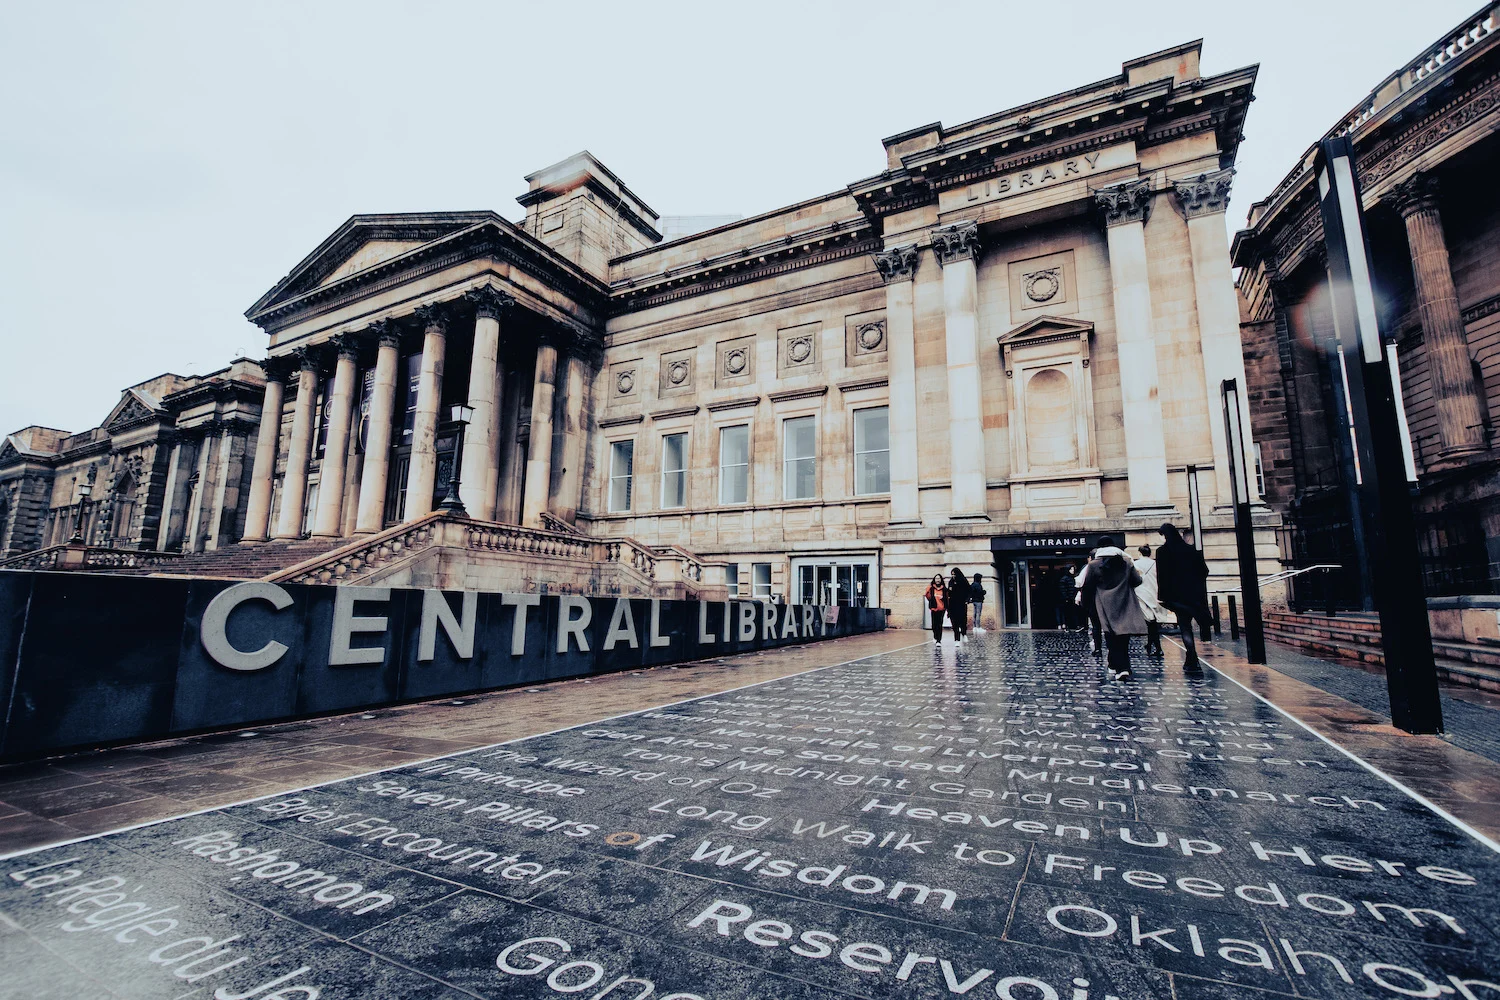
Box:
[837,376,889,393]
[597,413,645,429]
[767,386,829,403]
[649,405,700,421]
[705,396,761,412]
[610,228,879,314]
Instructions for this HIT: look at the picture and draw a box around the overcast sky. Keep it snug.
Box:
[0,0,1480,435]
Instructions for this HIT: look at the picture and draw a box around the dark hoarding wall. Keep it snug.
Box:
[0,572,884,760]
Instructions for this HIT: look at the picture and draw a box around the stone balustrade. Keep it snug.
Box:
[0,544,182,573]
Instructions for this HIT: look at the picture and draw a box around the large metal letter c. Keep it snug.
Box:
[200,582,294,671]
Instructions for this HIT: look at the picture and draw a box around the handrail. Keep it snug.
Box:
[1258,564,1341,587]
[0,544,183,573]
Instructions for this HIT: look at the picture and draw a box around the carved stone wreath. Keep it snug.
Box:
[616,370,636,395]
[787,336,814,365]
[856,322,885,352]
[667,360,691,386]
[1024,268,1061,304]
[724,348,748,376]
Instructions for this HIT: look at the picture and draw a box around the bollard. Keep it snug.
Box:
[1228,595,1240,641]
[1211,596,1222,635]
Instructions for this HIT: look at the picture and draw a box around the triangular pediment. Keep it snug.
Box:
[997,315,1095,346]
[103,390,163,432]
[0,439,20,465]
[247,212,501,316]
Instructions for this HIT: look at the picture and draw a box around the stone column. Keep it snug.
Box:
[1390,172,1487,463]
[355,323,401,533]
[496,367,525,523]
[311,335,359,536]
[932,221,989,520]
[242,361,286,541]
[874,244,921,525]
[403,304,448,521]
[522,338,560,527]
[462,286,513,519]
[205,424,239,548]
[1096,179,1174,515]
[551,351,589,524]
[274,350,321,539]
[1175,169,1260,504]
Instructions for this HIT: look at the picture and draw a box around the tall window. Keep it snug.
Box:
[752,562,773,599]
[660,433,687,508]
[609,440,635,513]
[853,406,890,495]
[719,425,749,504]
[783,416,817,500]
[726,564,740,597]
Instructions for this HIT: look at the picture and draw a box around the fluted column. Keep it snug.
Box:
[522,338,560,527]
[463,286,513,519]
[1096,179,1173,515]
[243,359,287,541]
[874,244,921,526]
[551,351,588,524]
[355,323,401,533]
[1175,169,1260,505]
[273,350,320,539]
[1391,172,1487,463]
[932,221,989,520]
[311,335,359,536]
[403,305,448,521]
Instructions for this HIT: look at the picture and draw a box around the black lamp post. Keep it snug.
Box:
[67,474,94,545]
[438,403,474,515]
[1222,378,1266,664]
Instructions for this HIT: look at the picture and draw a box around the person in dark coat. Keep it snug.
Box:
[946,568,972,642]
[1082,536,1146,680]
[1157,522,1211,669]
[1057,567,1078,629]
[969,573,987,632]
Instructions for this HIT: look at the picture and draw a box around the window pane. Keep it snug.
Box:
[856,450,890,495]
[609,441,634,512]
[661,433,687,508]
[662,470,685,508]
[726,564,740,597]
[784,416,816,499]
[855,407,889,453]
[721,425,748,465]
[721,465,748,505]
[752,562,772,598]
[662,433,686,472]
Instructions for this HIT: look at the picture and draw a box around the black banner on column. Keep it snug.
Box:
[0,571,885,760]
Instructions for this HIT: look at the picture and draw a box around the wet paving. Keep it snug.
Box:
[3,630,1499,999]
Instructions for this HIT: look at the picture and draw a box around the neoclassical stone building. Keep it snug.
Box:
[0,361,265,560]
[212,38,1268,624]
[1234,5,1500,607]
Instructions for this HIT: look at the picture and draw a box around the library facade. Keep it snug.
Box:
[0,41,1272,625]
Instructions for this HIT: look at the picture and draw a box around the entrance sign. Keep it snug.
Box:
[4,637,1499,998]
[0,571,884,759]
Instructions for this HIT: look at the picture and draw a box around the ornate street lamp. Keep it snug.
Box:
[68,466,96,545]
[438,403,475,515]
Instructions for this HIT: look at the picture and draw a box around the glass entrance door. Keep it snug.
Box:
[1001,558,1031,627]
[792,557,877,606]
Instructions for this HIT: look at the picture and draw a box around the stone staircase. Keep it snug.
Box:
[1264,609,1500,692]
[141,537,352,579]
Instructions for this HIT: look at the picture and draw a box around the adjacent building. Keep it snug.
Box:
[1233,4,1500,606]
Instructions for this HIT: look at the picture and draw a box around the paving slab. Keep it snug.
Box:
[2,628,1500,998]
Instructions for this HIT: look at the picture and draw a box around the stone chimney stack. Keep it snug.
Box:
[517,151,661,279]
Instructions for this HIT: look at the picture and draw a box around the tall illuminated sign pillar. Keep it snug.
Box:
[1315,136,1442,734]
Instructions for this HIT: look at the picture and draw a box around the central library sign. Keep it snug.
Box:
[0,571,884,759]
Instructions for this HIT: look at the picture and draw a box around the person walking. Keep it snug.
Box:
[1157,522,1211,669]
[1135,544,1162,656]
[1075,553,1105,656]
[924,574,948,645]
[969,573,987,633]
[1082,535,1146,680]
[1056,567,1077,630]
[946,568,972,642]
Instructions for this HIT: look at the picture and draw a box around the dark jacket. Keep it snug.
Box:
[1057,571,1077,601]
[946,574,972,608]
[1083,548,1147,636]
[1157,537,1210,614]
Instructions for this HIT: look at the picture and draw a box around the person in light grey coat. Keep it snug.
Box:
[1082,536,1146,679]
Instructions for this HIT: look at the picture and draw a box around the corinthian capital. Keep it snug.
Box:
[367,318,402,350]
[1388,171,1440,219]
[930,221,981,267]
[412,302,450,334]
[1172,168,1234,219]
[328,332,361,361]
[872,244,920,283]
[465,284,516,319]
[1093,178,1153,227]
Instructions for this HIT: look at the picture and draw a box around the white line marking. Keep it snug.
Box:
[0,634,930,862]
[1171,637,1500,856]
